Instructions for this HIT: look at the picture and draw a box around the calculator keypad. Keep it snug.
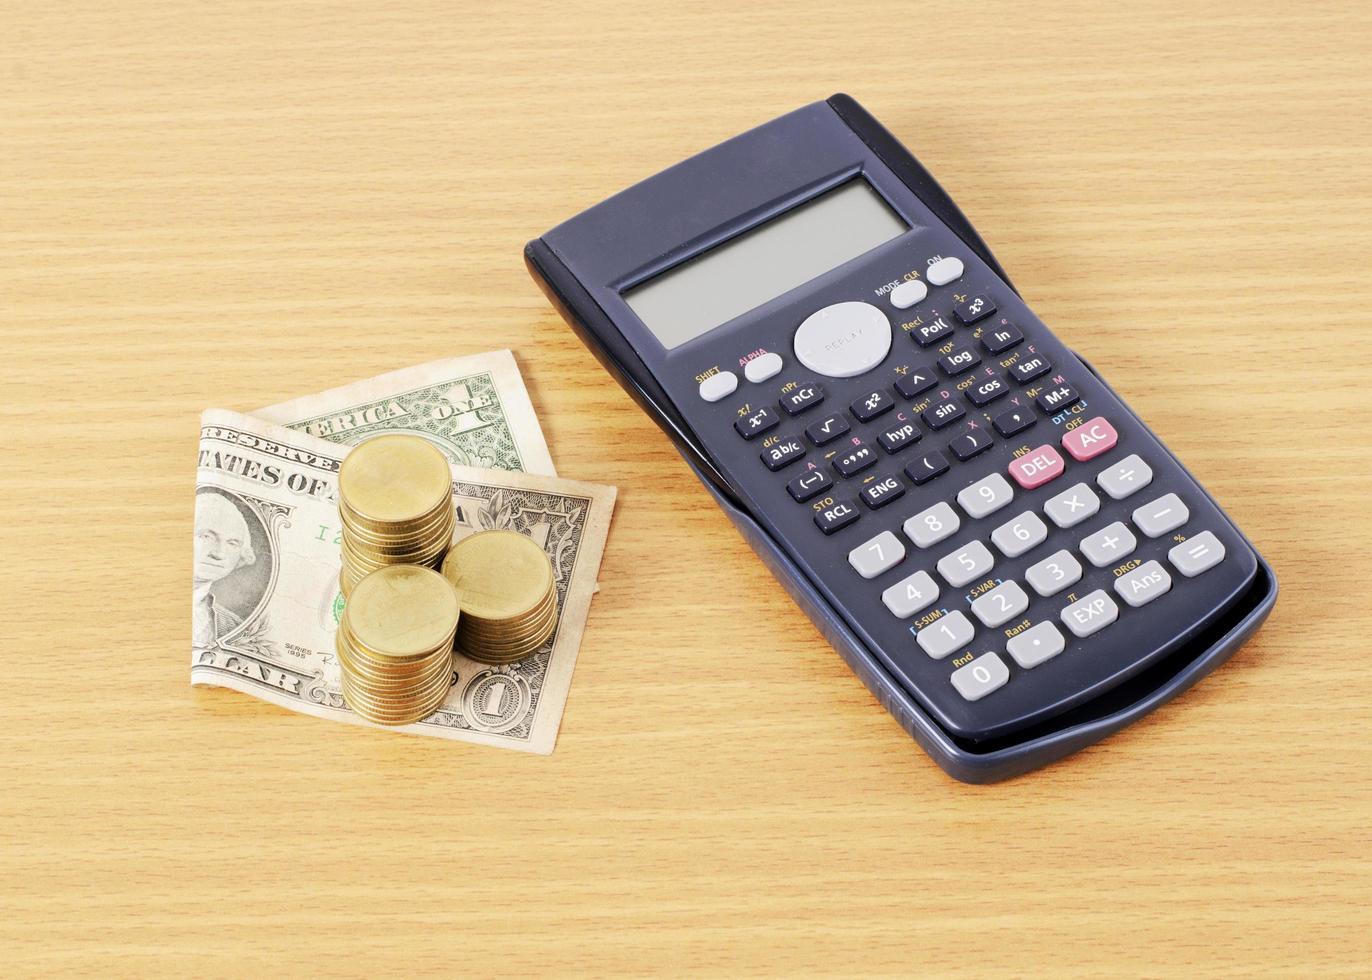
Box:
[698,250,1251,736]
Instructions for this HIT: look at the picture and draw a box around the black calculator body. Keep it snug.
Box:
[525,94,1277,782]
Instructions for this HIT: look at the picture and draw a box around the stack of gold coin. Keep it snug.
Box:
[441,529,559,664]
[336,564,460,726]
[338,435,454,597]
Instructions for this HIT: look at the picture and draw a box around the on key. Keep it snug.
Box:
[734,406,779,440]
[780,382,824,416]
[954,294,996,325]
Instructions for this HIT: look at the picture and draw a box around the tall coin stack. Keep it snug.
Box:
[338,435,455,597]
[336,565,460,725]
[442,529,559,665]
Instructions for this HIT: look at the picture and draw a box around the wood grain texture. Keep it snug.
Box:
[3,2,1370,975]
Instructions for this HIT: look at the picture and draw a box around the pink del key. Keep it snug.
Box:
[1061,416,1119,462]
[1008,445,1065,489]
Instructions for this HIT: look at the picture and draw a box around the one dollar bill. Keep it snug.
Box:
[256,350,556,477]
[191,361,613,753]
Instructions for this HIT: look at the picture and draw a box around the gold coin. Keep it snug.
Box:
[336,632,453,686]
[343,565,461,658]
[340,498,454,542]
[342,672,451,719]
[460,603,557,650]
[459,589,555,634]
[441,530,554,620]
[339,435,452,526]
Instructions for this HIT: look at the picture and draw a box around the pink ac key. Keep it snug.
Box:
[1008,445,1065,490]
[1061,416,1119,462]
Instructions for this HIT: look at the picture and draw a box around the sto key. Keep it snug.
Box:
[1008,444,1065,490]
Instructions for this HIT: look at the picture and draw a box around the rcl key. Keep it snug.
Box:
[814,499,860,534]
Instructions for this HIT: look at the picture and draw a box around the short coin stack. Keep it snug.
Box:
[336,564,460,725]
[338,435,455,597]
[442,529,559,664]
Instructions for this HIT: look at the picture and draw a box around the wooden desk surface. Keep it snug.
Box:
[4,3,1370,975]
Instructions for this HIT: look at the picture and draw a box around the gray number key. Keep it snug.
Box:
[991,510,1048,558]
[1080,521,1137,568]
[1132,493,1190,538]
[956,473,1014,519]
[1025,548,1083,597]
[950,651,1010,701]
[903,501,961,549]
[1097,453,1153,500]
[1168,531,1226,577]
[848,530,906,579]
[881,570,940,618]
[1005,621,1066,668]
[1114,559,1173,608]
[970,580,1030,628]
[917,610,975,660]
[937,540,996,587]
[1044,481,1100,529]
[1061,589,1120,638]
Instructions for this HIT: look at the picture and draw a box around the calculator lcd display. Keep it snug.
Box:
[623,178,907,349]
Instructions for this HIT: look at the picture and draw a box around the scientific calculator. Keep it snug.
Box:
[525,95,1276,782]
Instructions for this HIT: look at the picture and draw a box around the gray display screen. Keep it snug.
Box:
[623,179,907,350]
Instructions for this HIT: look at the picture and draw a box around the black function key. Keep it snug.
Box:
[814,499,861,535]
[1036,383,1080,414]
[805,412,850,446]
[780,382,824,416]
[859,475,905,510]
[904,450,951,485]
[761,437,805,472]
[921,398,966,430]
[787,468,832,502]
[938,346,981,376]
[993,406,1036,437]
[1009,355,1052,383]
[894,366,938,399]
[966,373,1010,407]
[833,440,878,478]
[954,294,996,325]
[877,419,922,454]
[949,427,995,461]
[850,389,895,422]
[734,406,779,440]
[910,315,956,347]
[981,322,1024,354]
